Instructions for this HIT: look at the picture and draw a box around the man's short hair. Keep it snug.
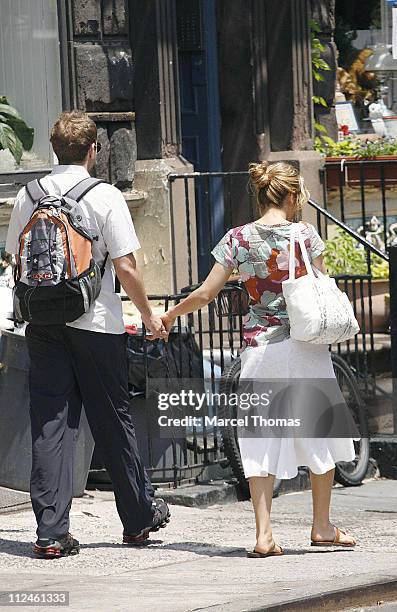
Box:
[50,111,97,164]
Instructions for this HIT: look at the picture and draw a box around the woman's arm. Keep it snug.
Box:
[162,263,233,331]
[312,254,327,274]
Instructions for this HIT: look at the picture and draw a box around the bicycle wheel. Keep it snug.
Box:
[331,353,369,487]
[218,358,282,499]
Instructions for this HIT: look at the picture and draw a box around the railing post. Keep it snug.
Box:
[389,245,397,434]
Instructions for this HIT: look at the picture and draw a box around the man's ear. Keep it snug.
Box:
[86,143,96,167]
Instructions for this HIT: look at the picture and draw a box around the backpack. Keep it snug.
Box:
[14,177,108,325]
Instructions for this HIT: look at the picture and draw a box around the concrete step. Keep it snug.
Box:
[0,486,30,514]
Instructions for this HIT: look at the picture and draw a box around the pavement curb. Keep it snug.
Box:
[245,577,397,612]
[0,486,31,515]
[155,482,239,506]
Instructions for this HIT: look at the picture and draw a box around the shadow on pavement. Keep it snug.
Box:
[0,537,357,560]
[0,538,35,558]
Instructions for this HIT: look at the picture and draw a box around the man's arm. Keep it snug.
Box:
[113,253,166,338]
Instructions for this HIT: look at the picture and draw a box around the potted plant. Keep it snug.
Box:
[0,96,34,164]
[315,135,397,188]
[324,228,389,332]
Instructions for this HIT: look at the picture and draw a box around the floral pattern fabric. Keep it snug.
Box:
[211,221,325,348]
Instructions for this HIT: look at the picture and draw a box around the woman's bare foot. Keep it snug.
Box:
[311,523,356,546]
[254,537,283,555]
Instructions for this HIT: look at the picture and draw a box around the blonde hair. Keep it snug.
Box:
[248,161,310,215]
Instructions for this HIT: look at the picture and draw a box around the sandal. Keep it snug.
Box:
[247,542,284,558]
[311,526,356,548]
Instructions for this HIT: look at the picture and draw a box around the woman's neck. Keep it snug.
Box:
[257,209,289,225]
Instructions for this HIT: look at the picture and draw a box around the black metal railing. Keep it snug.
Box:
[321,159,397,431]
[120,286,245,487]
[321,158,397,252]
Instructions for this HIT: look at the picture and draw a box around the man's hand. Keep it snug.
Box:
[113,254,168,340]
[142,314,168,340]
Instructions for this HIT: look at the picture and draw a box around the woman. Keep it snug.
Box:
[161,161,357,557]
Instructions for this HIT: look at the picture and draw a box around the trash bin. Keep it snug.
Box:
[0,329,94,496]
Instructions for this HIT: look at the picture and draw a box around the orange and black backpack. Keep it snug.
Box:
[14,177,107,325]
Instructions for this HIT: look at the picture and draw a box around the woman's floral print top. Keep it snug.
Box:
[211,221,325,348]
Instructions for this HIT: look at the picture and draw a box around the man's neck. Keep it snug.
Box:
[61,161,89,170]
[59,160,89,172]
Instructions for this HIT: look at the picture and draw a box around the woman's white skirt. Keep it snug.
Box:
[238,338,357,479]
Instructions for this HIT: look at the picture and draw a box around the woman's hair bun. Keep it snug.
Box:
[248,161,271,190]
[248,160,310,212]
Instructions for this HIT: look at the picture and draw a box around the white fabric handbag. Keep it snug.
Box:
[282,224,360,344]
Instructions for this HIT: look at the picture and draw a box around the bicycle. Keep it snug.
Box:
[218,353,369,499]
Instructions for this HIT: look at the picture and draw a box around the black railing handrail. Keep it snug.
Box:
[168,170,389,262]
[324,157,397,165]
[308,197,388,261]
[169,171,248,181]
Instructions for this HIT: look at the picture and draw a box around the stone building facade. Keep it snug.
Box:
[0,0,336,293]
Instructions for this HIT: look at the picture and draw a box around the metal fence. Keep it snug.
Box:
[320,158,397,250]
[120,286,245,488]
[168,170,396,439]
[2,167,395,489]
[321,159,397,431]
[114,167,396,488]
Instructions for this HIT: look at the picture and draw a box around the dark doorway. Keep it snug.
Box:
[176,0,224,278]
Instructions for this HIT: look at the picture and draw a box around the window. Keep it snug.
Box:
[0,0,62,170]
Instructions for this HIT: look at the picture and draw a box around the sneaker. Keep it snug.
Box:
[123,498,171,545]
[33,533,80,559]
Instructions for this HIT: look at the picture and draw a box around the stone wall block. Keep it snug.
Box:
[110,126,136,188]
[73,0,101,36]
[102,0,128,35]
[314,106,338,140]
[75,44,133,111]
[310,0,335,35]
[95,126,110,182]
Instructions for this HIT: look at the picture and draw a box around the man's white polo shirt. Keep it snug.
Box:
[5,165,141,334]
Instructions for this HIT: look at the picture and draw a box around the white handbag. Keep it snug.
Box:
[282,224,360,344]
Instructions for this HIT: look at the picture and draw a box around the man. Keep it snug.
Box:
[5,111,170,558]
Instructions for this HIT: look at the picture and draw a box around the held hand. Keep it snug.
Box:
[161,312,176,337]
[142,314,168,340]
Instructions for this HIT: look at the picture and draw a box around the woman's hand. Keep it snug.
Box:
[142,313,168,340]
[161,311,176,336]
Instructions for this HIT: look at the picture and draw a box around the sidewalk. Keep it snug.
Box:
[0,479,396,611]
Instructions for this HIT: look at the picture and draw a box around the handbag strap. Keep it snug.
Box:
[289,224,315,280]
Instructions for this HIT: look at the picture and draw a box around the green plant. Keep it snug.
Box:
[314,134,397,158]
[0,96,34,164]
[310,19,331,140]
[324,227,389,280]
[371,255,389,280]
[310,20,331,93]
[315,135,360,156]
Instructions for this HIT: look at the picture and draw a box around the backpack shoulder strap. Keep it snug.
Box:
[25,179,48,204]
[64,177,104,202]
